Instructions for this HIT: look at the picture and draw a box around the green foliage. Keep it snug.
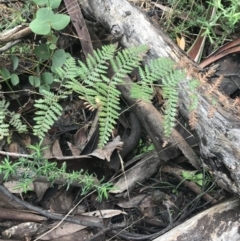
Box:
[57,45,148,148]
[0,100,27,139]
[30,0,70,35]
[31,44,190,145]
[33,90,65,139]
[0,67,19,86]
[0,142,115,199]
[163,0,240,49]
[181,170,212,187]
[182,171,204,186]
[0,42,191,145]
[131,57,186,137]
[162,69,186,137]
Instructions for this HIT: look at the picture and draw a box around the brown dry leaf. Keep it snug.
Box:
[8,142,19,153]
[117,194,149,208]
[117,195,154,218]
[41,229,91,241]
[33,182,50,202]
[110,152,159,194]
[177,35,186,50]
[38,222,87,240]
[82,209,127,218]
[67,141,80,156]
[74,126,88,150]
[42,136,53,158]
[49,188,74,213]
[90,136,124,162]
[52,139,63,157]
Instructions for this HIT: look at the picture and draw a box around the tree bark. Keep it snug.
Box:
[153,198,240,241]
[80,0,240,195]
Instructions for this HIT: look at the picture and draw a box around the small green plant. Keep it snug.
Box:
[30,0,70,37]
[56,45,186,145]
[181,170,212,187]
[163,0,240,50]
[0,43,190,146]
[0,100,27,139]
[182,171,204,186]
[0,142,115,200]
[22,0,71,92]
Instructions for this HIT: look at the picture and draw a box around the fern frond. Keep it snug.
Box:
[130,83,153,102]
[189,94,199,111]
[188,78,201,91]
[96,79,121,148]
[0,100,28,138]
[207,75,223,94]
[189,110,198,129]
[33,90,63,139]
[0,123,9,139]
[162,87,179,137]
[78,44,117,85]
[9,113,27,133]
[111,45,148,83]
[0,101,10,138]
[54,57,78,80]
[64,78,98,109]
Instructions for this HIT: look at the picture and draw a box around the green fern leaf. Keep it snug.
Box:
[0,101,9,138]
[96,80,121,148]
[9,113,27,133]
[130,83,153,102]
[0,123,9,139]
[54,57,78,80]
[111,45,148,83]
[33,90,63,139]
[79,44,117,85]
[0,100,28,138]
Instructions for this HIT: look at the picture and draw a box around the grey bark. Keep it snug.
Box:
[80,0,240,195]
[153,198,240,241]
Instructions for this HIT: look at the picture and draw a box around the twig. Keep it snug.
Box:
[0,185,103,228]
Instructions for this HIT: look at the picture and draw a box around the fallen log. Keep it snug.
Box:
[153,198,240,241]
[80,0,240,196]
